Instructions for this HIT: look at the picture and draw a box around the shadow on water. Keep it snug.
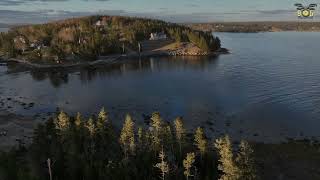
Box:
[19,56,217,87]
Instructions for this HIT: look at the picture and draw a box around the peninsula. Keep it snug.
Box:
[0,16,223,67]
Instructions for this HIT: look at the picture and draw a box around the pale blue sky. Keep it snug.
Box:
[0,0,319,24]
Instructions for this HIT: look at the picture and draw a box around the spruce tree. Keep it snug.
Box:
[174,117,186,154]
[194,127,207,158]
[119,114,135,157]
[183,152,195,180]
[137,126,146,152]
[155,148,169,180]
[236,140,257,180]
[74,112,82,127]
[55,111,70,132]
[150,112,163,151]
[164,125,174,151]
[151,112,163,133]
[85,118,96,137]
[138,127,143,145]
[214,135,240,180]
[97,107,108,130]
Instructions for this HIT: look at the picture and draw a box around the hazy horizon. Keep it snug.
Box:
[1,0,320,24]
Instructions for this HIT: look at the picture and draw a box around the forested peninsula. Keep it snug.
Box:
[0,16,223,66]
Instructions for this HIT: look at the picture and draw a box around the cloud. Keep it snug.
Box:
[0,0,110,6]
[0,0,26,6]
[0,8,319,25]
[0,9,130,24]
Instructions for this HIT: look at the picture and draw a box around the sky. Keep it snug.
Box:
[0,0,320,24]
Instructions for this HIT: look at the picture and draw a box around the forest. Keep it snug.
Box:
[0,16,221,63]
[190,21,320,33]
[0,108,257,180]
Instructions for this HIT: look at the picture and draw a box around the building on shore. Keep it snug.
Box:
[149,32,167,40]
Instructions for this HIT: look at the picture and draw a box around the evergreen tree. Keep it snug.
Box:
[155,148,169,180]
[163,125,174,151]
[194,127,207,158]
[151,112,163,133]
[119,114,135,157]
[214,135,240,180]
[97,107,108,130]
[85,118,96,137]
[150,112,163,151]
[138,127,143,145]
[236,140,257,180]
[174,117,186,154]
[55,111,70,132]
[74,112,82,127]
[183,152,195,180]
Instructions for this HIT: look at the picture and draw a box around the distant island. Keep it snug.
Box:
[0,16,223,67]
[189,21,320,33]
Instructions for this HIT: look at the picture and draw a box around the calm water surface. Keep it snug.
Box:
[1,32,320,142]
[0,28,8,32]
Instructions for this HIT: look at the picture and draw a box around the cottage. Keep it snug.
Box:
[13,36,28,53]
[30,41,46,50]
[13,36,26,44]
[149,32,167,40]
[95,20,107,27]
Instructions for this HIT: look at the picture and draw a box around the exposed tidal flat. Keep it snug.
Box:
[1,32,320,146]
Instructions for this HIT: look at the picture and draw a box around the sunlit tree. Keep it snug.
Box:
[119,114,135,157]
[150,112,163,151]
[151,112,163,133]
[194,127,207,158]
[74,112,82,127]
[214,135,240,180]
[85,118,96,137]
[174,117,186,154]
[183,152,195,180]
[97,107,108,130]
[55,111,70,132]
[155,148,169,180]
[236,140,257,180]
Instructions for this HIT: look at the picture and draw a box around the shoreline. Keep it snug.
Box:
[0,108,319,179]
[0,48,229,70]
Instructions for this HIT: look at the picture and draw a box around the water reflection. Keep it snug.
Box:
[2,32,320,142]
[22,56,216,87]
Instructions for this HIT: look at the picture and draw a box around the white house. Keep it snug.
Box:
[30,41,46,50]
[149,32,167,40]
[13,36,26,44]
[95,20,107,27]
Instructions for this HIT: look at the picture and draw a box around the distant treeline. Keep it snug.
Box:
[189,21,320,33]
[0,109,257,180]
[0,16,221,63]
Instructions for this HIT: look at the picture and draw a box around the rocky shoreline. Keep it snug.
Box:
[0,48,229,70]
